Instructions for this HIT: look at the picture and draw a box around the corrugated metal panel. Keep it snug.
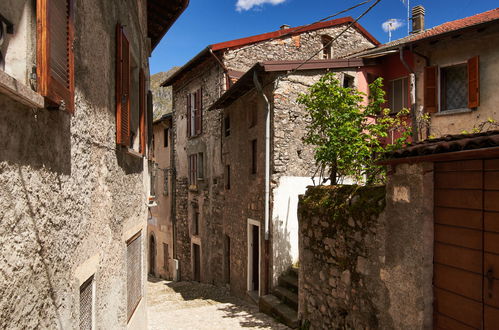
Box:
[79,277,93,330]
[127,233,142,321]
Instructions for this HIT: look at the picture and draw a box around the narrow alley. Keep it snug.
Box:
[147,278,289,330]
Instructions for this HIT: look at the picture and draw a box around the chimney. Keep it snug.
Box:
[411,5,425,34]
[280,24,290,30]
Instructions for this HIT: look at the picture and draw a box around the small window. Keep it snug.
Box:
[440,64,468,111]
[343,75,355,89]
[193,211,200,235]
[150,162,157,197]
[197,153,204,180]
[251,139,257,175]
[127,233,142,321]
[164,128,169,147]
[388,77,409,114]
[321,35,332,59]
[188,154,197,185]
[79,276,94,330]
[224,115,231,137]
[225,165,231,190]
[163,171,169,196]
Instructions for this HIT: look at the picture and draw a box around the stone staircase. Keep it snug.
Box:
[260,267,299,328]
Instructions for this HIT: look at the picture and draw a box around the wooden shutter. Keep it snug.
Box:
[468,56,480,109]
[147,90,153,154]
[139,69,146,155]
[199,88,203,134]
[116,24,131,147]
[37,0,75,112]
[194,89,202,135]
[187,93,191,137]
[424,66,438,113]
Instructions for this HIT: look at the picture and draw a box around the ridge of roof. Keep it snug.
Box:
[350,7,499,58]
[209,17,379,51]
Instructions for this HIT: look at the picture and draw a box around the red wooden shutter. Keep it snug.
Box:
[468,56,480,108]
[194,89,202,135]
[37,0,75,112]
[187,93,191,137]
[424,66,438,113]
[139,69,146,155]
[116,24,131,147]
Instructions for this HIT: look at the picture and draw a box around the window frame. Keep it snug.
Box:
[188,154,198,186]
[388,76,409,114]
[438,62,469,113]
[187,88,203,138]
[321,35,332,60]
[250,139,257,175]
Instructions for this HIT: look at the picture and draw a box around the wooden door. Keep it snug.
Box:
[434,159,499,329]
[252,225,259,292]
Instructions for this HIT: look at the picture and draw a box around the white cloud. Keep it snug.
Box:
[382,19,404,32]
[236,0,287,12]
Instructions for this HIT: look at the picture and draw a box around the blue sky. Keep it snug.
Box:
[150,0,498,74]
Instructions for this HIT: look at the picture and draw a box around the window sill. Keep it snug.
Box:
[0,70,45,109]
[435,108,474,116]
[188,185,198,192]
[126,148,144,159]
[188,134,203,140]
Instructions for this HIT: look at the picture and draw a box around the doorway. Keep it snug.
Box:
[193,243,201,282]
[247,219,261,295]
[149,234,156,276]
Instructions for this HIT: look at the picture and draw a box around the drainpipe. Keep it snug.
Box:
[253,70,271,295]
[399,46,419,142]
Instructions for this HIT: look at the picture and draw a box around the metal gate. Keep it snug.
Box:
[434,159,499,329]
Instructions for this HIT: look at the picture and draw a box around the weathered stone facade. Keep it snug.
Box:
[298,163,433,329]
[169,20,378,301]
[0,0,185,328]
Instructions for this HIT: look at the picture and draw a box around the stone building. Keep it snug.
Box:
[148,113,175,280]
[0,0,187,328]
[160,16,378,300]
[351,7,499,139]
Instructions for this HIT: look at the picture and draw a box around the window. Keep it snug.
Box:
[225,165,231,190]
[187,88,203,137]
[150,162,157,197]
[251,139,257,174]
[197,153,204,180]
[163,243,169,272]
[424,56,480,113]
[37,0,75,112]
[188,154,197,186]
[388,77,409,114]
[79,276,94,330]
[440,64,467,111]
[321,35,332,59]
[193,211,199,235]
[127,233,142,321]
[116,25,147,155]
[163,171,169,196]
[164,128,169,147]
[224,115,231,137]
[343,75,355,89]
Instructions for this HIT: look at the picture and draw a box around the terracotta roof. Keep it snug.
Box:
[351,7,499,58]
[148,0,189,49]
[161,17,378,87]
[210,17,379,51]
[209,58,374,110]
[382,130,499,163]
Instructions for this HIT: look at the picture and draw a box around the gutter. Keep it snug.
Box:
[398,46,419,142]
[253,70,271,295]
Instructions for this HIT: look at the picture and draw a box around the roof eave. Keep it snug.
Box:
[148,0,190,50]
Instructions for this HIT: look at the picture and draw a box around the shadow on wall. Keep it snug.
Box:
[0,96,71,174]
[273,197,293,282]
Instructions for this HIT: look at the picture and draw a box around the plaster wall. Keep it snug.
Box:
[414,27,499,136]
[0,0,152,328]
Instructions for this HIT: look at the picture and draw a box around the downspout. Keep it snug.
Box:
[253,70,271,295]
[399,46,419,142]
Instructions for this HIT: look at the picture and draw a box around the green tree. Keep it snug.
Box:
[297,73,411,185]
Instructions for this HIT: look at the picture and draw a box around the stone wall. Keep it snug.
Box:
[223,26,375,73]
[0,0,152,328]
[298,163,433,329]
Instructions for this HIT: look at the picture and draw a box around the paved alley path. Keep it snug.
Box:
[147,277,290,330]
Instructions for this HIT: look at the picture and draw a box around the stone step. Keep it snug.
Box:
[273,285,298,310]
[259,294,299,329]
[278,273,298,292]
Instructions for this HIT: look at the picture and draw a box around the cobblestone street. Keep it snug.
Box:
[147,277,289,330]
